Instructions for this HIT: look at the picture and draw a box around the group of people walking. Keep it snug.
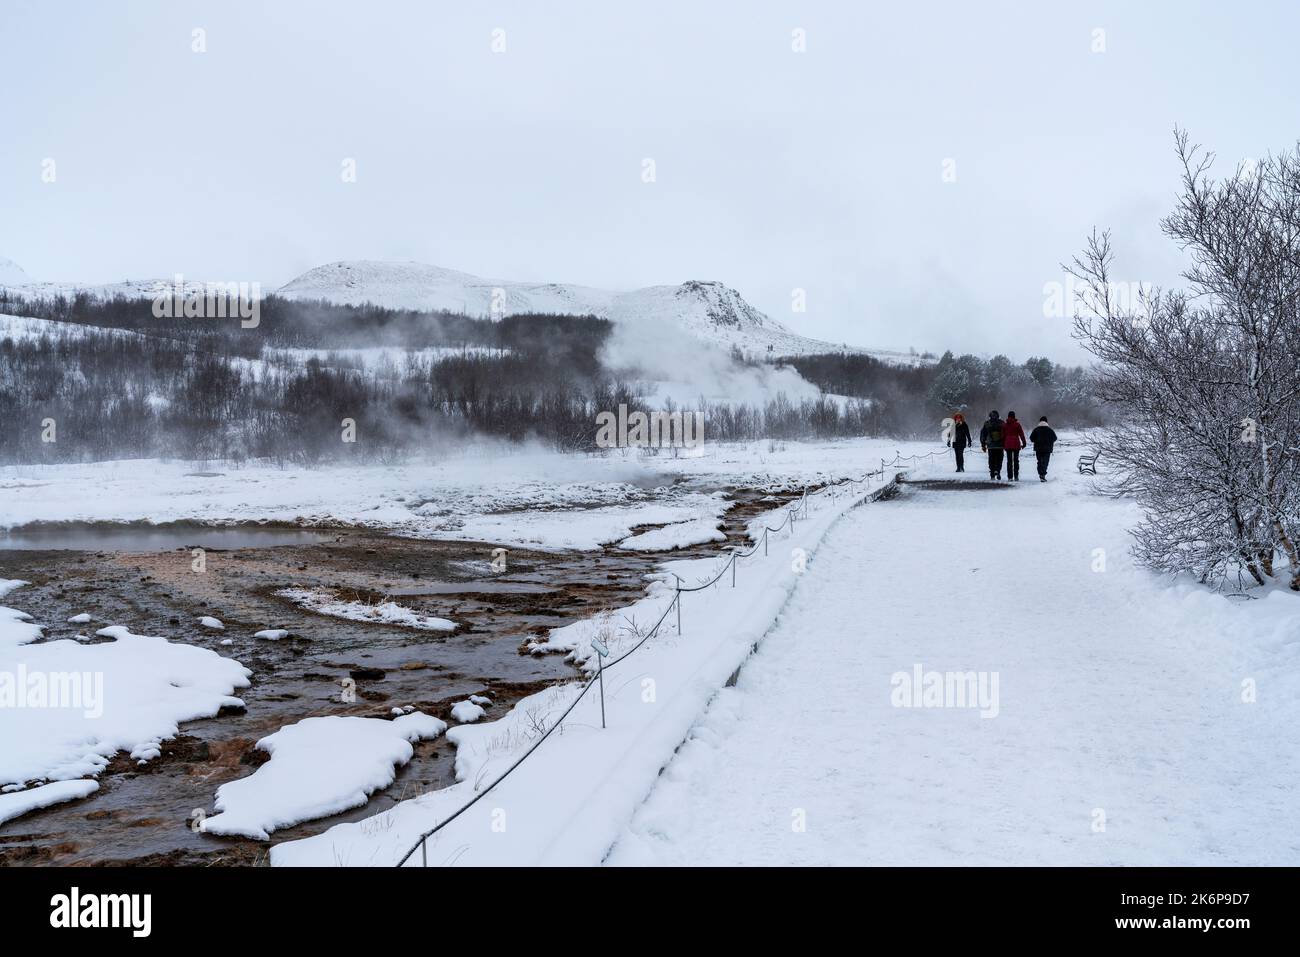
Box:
[948,411,1057,482]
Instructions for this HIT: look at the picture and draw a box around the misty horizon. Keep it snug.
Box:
[6,1,1299,363]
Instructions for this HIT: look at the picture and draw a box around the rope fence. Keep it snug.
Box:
[396,446,949,866]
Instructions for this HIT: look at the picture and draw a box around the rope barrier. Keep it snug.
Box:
[395,447,946,866]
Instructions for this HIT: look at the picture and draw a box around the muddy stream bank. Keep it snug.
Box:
[0,486,811,865]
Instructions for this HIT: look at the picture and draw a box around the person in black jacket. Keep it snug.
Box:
[1029,416,1058,482]
[979,410,1006,481]
[949,412,972,472]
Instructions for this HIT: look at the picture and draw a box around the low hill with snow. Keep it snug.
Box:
[0,258,223,303]
[277,260,616,317]
[0,256,928,364]
[278,260,922,363]
[0,258,30,287]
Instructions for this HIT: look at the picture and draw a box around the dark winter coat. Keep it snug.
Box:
[979,415,1005,450]
[951,421,972,449]
[1002,416,1027,451]
[1029,423,1058,452]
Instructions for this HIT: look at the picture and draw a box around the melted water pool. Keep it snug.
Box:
[0,523,329,552]
[386,580,556,596]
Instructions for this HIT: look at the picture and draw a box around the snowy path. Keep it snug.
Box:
[608,471,1300,865]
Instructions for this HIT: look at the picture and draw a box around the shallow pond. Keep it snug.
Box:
[0,523,329,552]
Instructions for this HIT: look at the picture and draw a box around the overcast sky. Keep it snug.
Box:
[3,0,1297,361]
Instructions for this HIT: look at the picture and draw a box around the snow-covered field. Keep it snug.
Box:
[14,432,1282,868]
[268,452,1298,867]
[0,438,939,550]
[271,464,891,866]
[608,469,1300,866]
[0,611,251,790]
[0,438,935,834]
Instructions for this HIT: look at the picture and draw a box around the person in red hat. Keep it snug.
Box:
[949,412,972,472]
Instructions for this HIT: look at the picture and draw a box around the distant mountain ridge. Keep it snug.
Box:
[0,257,30,286]
[278,260,921,362]
[0,256,927,364]
[0,258,227,303]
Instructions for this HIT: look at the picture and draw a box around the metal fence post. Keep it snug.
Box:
[597,653,606,729]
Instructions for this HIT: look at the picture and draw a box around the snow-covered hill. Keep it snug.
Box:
[0,259,222,303]
[278,260,920,363]
[605,280,874,362]
[277,260,617,317]
[0,258,30,287]
[0,256,927,364]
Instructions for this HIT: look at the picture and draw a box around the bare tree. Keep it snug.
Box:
[1069,130,1300,590]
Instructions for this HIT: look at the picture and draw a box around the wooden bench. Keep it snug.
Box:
[1077,451,1100,475]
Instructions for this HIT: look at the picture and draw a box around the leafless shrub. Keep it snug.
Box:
[1069,129,1300,590]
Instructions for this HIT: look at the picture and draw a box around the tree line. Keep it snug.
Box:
[0,290,1103,466]
[784,351,1102,435]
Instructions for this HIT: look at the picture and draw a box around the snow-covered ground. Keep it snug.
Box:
[0,611,251,787]
[200,712,446,840]
[608,469,1300,866]
[271,453,1298,867]
[4,433,1289,864]
[270,465,897,866]
[618,517,725,551]
[0,438,935,831]
[0,779,100,826]
[0,438,941,551]
[276,588,456,631]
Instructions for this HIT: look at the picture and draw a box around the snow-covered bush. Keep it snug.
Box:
[1070,130,1300,590]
